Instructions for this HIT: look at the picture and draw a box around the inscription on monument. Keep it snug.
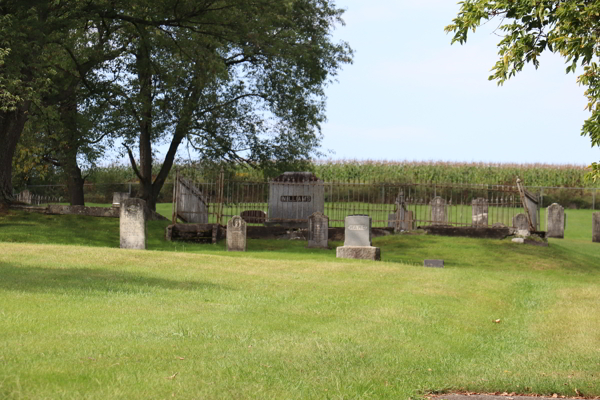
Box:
[120,198,147,250]
[280,196,312,203]
[227,215,247,252]
[344,215,372,246]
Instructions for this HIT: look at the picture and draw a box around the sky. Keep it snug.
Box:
[317,0,599,165]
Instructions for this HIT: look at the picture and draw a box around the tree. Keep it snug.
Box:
[445,0,600,182]
[103,0,352,210]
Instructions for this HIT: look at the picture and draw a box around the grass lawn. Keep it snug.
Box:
[0,207,599,399]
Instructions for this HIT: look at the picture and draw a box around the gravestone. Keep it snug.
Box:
[336,215,380,261]
[472,198,488,227]
[344,215,371,246]
[227,215,247,251]
[112,192,130,207]
[405,210,414,230]
[424,259,444,268]
[546,203,565,239]
[430,196,447,225]
[267,172,324,228]
[120,198,147,250]
[240,210,266,224]
[388,209,414,231]
[307,212,329,249]
[516,179,539,230]
[593,213,600,243]
[513,213,529,230]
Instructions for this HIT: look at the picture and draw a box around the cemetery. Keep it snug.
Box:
[2,0,600,398]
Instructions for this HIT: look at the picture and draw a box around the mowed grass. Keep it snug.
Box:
[0,208,599,399]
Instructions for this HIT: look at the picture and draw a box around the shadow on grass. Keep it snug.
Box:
[0,263,230,294]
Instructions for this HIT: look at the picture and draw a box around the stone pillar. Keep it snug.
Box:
[472,198,488,227]
[513,213,529,230]
[546,203,565,239]
[112,192,130,208]
[430,197,447,225]
[307,212,329,249]
[593,213,600,243]
[336,215,380,261]
[120,198,147,250]
[404,210,414,230]
[227,216,247,251]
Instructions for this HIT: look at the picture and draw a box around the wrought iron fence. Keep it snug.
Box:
[172,171,533,229]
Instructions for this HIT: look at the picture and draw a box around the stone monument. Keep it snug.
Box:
[472,198,488,227]
[112,192,130,207]
[176,178,208,223]
[120,198,147,250]
[513,213,529,230]
[336,215,380,261]
[593,213,600,243]
[430,196,447,225]
[227,215,247,251]
[267,172,324,228]
[546,203,565,239]
[307,212,329,249]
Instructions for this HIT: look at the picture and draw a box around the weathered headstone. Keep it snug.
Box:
[424,259,444,268]
[267,172,324,228]
[112,192,130,208]
[516,179,539,230]
[430,196,447,225]
[513,213,529,230]
[336,215,380,261]
[593,213,600,243]
[344,215,371,246]
[120,198,147,250]
[307,212,329,249]
[227,215,247,251]
[472,198,488,227]
[240,210,266,224]
[546,203,565,239]
[404,210,414,230]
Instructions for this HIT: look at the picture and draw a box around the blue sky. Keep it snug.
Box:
[318,0,599,165]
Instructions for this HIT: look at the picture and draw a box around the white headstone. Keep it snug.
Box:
[120,198,147,250]
[344,215,371,246]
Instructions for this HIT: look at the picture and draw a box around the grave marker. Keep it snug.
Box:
[120,198,147,250]
[267,172,324,227]
[546,203,565,239]
[472,198,488,227]
[430,197,447,225]
[336,215,380,261]
[307,212,329,249]
[424,259,444,268]
[513,213,529,230]
[227,216,247,252]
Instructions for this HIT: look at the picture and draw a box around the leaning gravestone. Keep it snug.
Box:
[120,198,147,250]
[112,192,130,208]
[227,215,247,252]
[546,203,565,239]
[430,197,447,225]
[593,213,600,243]
[336,215,380,261]
[307,212,329,249]
[513,213,529,230]
[472,198,488,227]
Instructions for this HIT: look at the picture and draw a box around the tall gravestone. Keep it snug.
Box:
[513,213,529,230]
[593,213,600,243]
[307,212,329,249]
[430,197,447,225]
[336,215,380,261]
[546,203,565,239]
[227,215,247,252]
[472,198,488,227]
[120,198,147,250]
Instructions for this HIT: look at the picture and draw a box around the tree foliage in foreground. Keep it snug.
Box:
[445,0,600,182]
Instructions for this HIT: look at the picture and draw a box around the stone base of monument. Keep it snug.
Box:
[336,246,381,261]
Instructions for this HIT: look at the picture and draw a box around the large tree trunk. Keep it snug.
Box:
[0,104,30,204]
[59,100,86,206]
[64,158,85,206]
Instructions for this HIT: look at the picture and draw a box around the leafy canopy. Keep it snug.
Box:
[445,0,600,182]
